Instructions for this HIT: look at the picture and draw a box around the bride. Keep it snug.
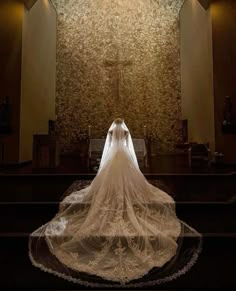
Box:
[29,118,202,287]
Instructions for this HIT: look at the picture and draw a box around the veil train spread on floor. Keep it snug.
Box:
[29,120,202,287]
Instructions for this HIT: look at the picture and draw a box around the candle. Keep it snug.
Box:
[143,125,147,137]
[88,125,91,138]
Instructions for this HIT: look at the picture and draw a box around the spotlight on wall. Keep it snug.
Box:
[198,0,210,10]
[24,0,38,10]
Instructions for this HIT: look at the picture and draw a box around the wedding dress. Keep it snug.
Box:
[29,120,202,287]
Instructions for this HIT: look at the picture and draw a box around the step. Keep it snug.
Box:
[0,173,235,202]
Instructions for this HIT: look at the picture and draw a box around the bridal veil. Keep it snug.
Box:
[29,120,202,287]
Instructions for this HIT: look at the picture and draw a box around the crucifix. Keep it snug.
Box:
[103,50,133,102]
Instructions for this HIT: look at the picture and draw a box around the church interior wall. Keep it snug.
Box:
[180,0,215,151]
[0,0,24,163]
[20,0,57,162]
[211,0,236,162]
[53,0,185,154]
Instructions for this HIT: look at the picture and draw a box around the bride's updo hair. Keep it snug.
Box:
[114,118,124,125]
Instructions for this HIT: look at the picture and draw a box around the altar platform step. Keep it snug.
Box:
[0,235,235,289]
[0,173,236,203]
[0,201,235,234]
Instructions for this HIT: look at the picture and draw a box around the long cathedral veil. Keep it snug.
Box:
[29,120,202,288]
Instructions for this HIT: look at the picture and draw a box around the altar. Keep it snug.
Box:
[89,138,147,168]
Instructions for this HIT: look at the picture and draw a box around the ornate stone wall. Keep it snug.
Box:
[53,0,184,153]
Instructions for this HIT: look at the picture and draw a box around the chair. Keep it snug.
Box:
[32,134,60,169]
[188,143,211,167]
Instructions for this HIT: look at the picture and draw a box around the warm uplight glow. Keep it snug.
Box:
[7,2,23,24]
[210,2,223,18]
[43,0,49,9]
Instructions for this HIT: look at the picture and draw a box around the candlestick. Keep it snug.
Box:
[88,125,91,138]
[143,125,147,137]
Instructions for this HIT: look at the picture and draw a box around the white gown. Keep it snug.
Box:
[29,121,202,287]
